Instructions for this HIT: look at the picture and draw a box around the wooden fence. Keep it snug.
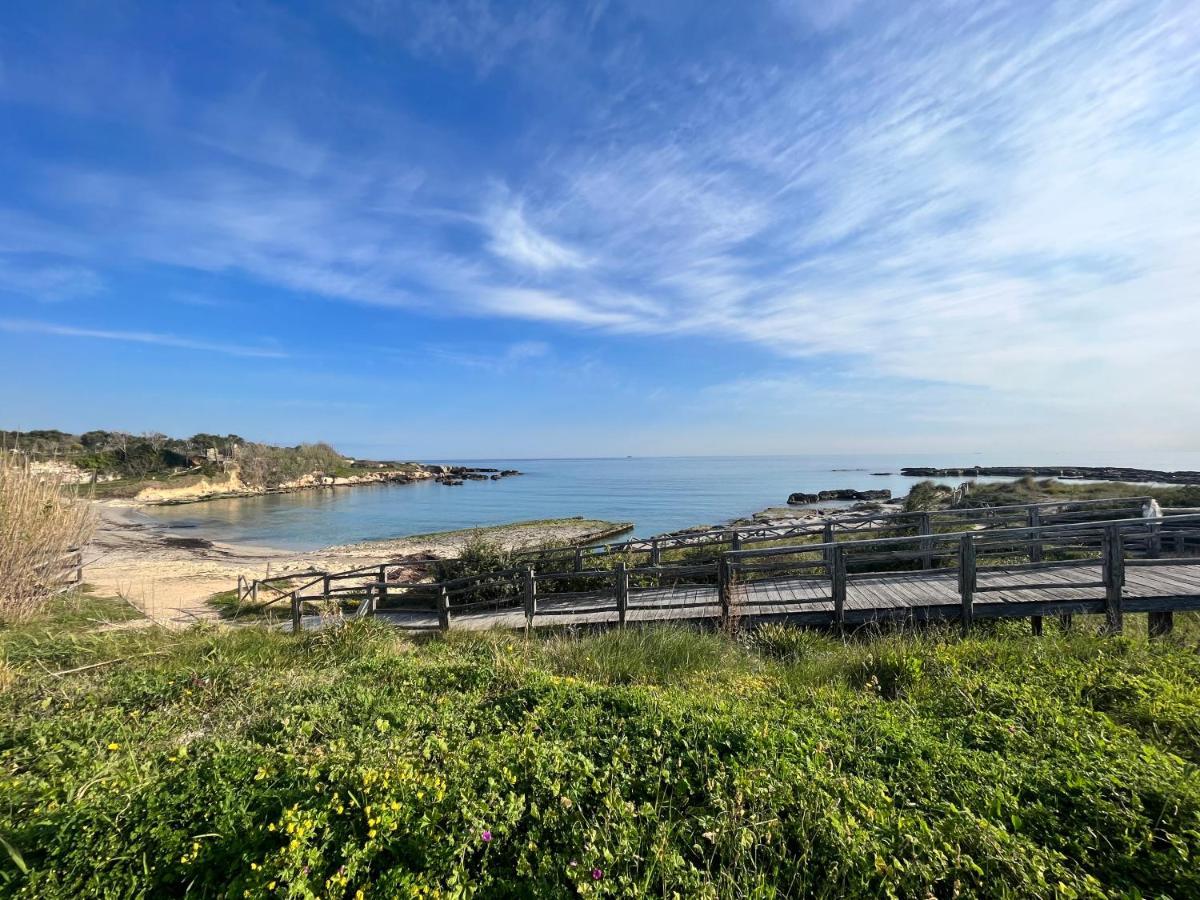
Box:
[266,510,1200,637]
[510,495,1153,570]
[234,496,1158,628]
[33,548,84,595]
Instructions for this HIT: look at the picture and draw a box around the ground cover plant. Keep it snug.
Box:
[0,452,96,623]
[2,594,1200,898]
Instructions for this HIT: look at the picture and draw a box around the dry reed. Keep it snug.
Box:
[0,451,97,622]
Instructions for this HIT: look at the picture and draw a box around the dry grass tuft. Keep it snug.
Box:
[0,451,97,622]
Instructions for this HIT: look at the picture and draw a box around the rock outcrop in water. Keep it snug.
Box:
[788,489,892,505]
[900,466,1200,485]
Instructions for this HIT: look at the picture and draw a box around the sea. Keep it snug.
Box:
[136,452,1200,552]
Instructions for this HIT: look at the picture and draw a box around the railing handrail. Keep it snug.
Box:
[249,496,1169,606]
[513,495,1152,560]
[726,513,1200,561]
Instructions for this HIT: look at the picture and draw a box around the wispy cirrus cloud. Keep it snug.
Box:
[426,339,551,372]
[2,0,1198,446]
[485,203,587,272]
[0,258,103,301]
[0,318,287,358]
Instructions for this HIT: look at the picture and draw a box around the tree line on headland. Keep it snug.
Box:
[0,428,346,490]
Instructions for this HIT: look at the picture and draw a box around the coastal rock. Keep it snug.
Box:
[900,466,1200,485]
[787,489,892,505]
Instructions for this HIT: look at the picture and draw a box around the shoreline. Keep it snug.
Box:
[116,464,522,506]
[84,502,630,626]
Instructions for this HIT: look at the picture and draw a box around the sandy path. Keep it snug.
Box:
[84,503,630,626]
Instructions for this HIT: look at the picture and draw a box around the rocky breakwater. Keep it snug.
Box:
[900,466,1200,485]
[430,466,522,486]
[788,489,892,505]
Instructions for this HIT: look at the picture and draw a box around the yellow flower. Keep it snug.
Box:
[107,742,120,751]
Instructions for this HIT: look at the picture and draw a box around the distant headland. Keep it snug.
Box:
[0,428,519,504]
[900,465,1200,485]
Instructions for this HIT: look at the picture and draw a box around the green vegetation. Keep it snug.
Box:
[954,476,1200,509]
[0,428,416,494]
[3,593,1200,897]
[0,452,96,623]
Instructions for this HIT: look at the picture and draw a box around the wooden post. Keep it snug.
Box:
[377,574,388,610]
[1027,506,1043,564]
[650,538,661,567]
[323,573,331,602]
[830,546,846,633]
[718,557,732,629]
[730,530,742,551]
[1103,525,1124,634]
[290,591,301,634]
[523,566,537,631]
[615,562,628,627]
[573,546,583,573]
[1031,616,1043,636]
[437,585,450,631]
[958,535,975,633]
[919,513,933,570]
[822,521,834,565]
[252,580,258,605]
[1148,610,1174,638]
[1148,522,1162,560]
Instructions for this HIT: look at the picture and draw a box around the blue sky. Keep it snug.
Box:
[1,0,1197,459]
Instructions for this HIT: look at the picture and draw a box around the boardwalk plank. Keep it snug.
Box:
[291,561,1200,633]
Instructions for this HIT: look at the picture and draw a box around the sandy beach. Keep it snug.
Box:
[84,501,631,626]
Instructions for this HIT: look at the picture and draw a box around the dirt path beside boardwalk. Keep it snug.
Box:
[84,502,631,627]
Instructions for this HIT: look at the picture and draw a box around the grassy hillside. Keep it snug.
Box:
[953,477,1200,509]
[2,595,1200,897]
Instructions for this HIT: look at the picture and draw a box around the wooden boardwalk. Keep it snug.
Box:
[292,558,1200,634]
[270,509,1200,636]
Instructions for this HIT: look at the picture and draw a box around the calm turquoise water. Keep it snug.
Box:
[137,453,1200,551]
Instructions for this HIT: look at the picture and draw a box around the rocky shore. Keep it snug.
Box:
[787,488,892,505]
[900,466,1200,485]
[135,464,521,504]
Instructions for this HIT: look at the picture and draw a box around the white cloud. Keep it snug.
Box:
[425,339,551,371]
[0,258,103,301]
[3,0,1199,444]
[485,203,586,272]
[0,318,287,358]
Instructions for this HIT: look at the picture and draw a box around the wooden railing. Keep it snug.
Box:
[238,497,1156,618]
[723,512,1200,634]
[510,496,1153,570]
[278,511,1200,637]
[34,548,84,595]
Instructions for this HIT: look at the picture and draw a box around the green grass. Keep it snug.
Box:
[3,597,1200,897]
[957,477,1200,509]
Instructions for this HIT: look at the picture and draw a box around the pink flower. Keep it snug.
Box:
[592,868,603,880]
[481,830,493,843]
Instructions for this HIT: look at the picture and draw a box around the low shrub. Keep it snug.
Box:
[3,601,1200,897]
[0,452,96,623]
